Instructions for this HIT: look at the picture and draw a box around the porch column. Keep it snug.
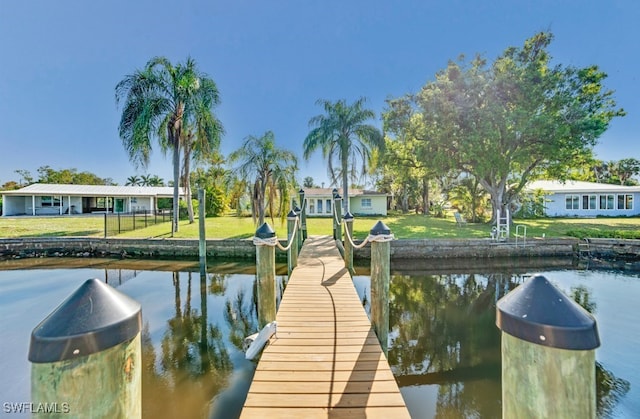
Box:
[59,195,62,215]
[32,195,36,216]
[68,196,71,215]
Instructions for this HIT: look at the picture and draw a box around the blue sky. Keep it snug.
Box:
[1,0,638,187]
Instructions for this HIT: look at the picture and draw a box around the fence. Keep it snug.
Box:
[104,210,173,237]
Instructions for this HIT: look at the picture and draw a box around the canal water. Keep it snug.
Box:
[0,257,637,418]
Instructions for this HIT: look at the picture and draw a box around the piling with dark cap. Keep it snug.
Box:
[496,274,600,418]
[294,206,302,252]
[298,189,307,241]
[29,279,142,418]
[370,220,391,355]
[255,222,276,328]
[287,210,298,274]
[334,193,342,243]
[343,212,354,273]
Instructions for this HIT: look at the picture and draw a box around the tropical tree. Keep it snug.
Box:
[385,32,624,222]
[229,131,298,225]
[115,56,222,234]
[303,98,384,212]
[125,175,141,186]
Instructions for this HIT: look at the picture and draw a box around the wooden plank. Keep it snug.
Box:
[244,392,407,408]
[241,407,410,419]
[241,235,409,418]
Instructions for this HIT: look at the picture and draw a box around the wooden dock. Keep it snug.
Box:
[241,235,410,418]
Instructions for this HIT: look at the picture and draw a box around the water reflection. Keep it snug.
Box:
[354,262,634,419]
[142,271,233,419]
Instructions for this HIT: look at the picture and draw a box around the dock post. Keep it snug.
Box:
[369,220,392,355]
[287,210,298,274]
[496,274,600,418]
[29,279,142,418]
[254,222,277,328]
[334,193,342,243]
[198,188,207,276]
[299,189,307,241]
[343,212,354,273]
[294,206,302,252]
[332,188,338,239]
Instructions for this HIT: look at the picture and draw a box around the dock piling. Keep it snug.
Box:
[254,222,277,328]
[496,274,600,418]
[369,220,392,355]
[29,279,142,418]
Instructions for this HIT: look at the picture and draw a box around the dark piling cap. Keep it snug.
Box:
[255,222,275,239]
[29,279,142,363]
[370,220,391,235]
[343,211,354,221]
[293,206,301,213]
[334,194,341,200]
[298,188,305,195]
[287,210,297,219]
[496,274,600,350]
[332,188,338,197]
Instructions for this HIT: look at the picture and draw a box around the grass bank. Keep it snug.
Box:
[0,213,638,240]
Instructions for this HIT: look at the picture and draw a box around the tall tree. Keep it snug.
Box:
[116,56,222,234]
[229,131,298,225]
[386,32,624,221]
[303,98,383,212]
[125,175,141,186]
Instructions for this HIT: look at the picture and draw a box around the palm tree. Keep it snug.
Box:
[229,131,298,225]
[125,175,141,186]
[180,100,224,223]
[115,56,222,234]
[303,97,383,212]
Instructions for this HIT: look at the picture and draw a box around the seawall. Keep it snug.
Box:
[0,236,587,261]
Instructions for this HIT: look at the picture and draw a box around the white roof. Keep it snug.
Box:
[526,180,640,193]
[2,183,182,197]
[303,188,387,197]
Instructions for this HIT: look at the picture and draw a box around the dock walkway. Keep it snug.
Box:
[241,235,409,418]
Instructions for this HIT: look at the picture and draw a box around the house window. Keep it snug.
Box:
[326,199,332,214]
[317,199,323,214]
[599,194,614,210]
[131,197,137,204]
[41,196,61,207]
[309,201,315,214]
[617,194,633,210]
[362,198,372,208]
[582,195,596,210]
[565,195,579,210]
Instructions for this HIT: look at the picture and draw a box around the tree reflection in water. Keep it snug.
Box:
[141,271,232,419]
[381,271,629,418]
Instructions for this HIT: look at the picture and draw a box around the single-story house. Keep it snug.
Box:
[302,188,388,217]
[525,180,640,217]
[1,183,183,216]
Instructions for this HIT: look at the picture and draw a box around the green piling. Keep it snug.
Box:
[29,279,142,418]
[369,220,391,355]
[287,210,298,275]
[343,212,354,274]
[255,222,276,328]
[496,274,600,418]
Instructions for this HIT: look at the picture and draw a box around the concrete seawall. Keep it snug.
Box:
[0,237,587,261]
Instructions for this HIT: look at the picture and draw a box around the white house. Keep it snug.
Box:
[526,180,640,217]
[2,183,182,216]
[302,188,388,217]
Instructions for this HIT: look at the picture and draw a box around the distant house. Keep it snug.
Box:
[1,183,182,216]
[302,188,388,216]
[526,180,640,217]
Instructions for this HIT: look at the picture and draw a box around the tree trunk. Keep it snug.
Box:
[422,177,429,215]
[172,140,181,234]
[183,147,194,223]
[342,142,350,213]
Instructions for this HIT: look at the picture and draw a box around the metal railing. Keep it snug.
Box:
[104,210,173,237]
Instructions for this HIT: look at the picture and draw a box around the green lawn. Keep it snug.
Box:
[0,213,638,240]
